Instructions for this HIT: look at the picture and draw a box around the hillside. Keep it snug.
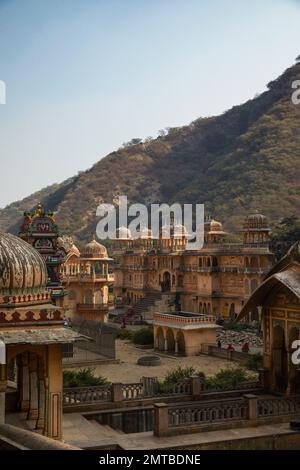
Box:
[1,62,300,242]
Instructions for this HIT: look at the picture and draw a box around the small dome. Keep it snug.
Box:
[243,212,269,230]
[0,231,47,294]
[209,219,223,231]
[116,226,132,240]
[82,237,108,258]
[173,223,187,238]
[140,227,153,239]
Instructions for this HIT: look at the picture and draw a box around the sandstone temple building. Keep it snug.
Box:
[238,240,300,395]
[0,231,80,440]
[59,236,113,323]
[113,213,275,322]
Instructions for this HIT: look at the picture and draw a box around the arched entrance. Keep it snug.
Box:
[6,352,46,430]
[272,325,288,392]
[229,303,235,320]
[176,331,185,355]
[162,272,171,292]
[156,327,165,351]
[166,329,175,352]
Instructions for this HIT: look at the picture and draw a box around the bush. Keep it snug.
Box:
[245,353,263,371]
[116,328,133,340]
[132,327,153,345]
[63,368,109,388]
[154,366,204,394]
[205,367,247,390]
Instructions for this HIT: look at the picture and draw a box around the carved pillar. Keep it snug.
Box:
[28,353,39,420]
[175,340,179,355]
[36,358,46,430]
[19,352,30,412]
[44,345,62,440]
[164,337,168,352]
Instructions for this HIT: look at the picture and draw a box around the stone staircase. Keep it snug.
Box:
[116,291,177,324]
[134,292,176,321]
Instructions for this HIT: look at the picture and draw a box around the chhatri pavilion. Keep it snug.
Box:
[0,231,81,439]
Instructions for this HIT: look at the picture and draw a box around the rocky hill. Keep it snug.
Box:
[1,62,300,242]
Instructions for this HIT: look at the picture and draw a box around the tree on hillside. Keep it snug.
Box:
[270,216,300,260]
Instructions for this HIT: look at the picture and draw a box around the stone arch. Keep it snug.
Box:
[83,289,93,304]
[156,327,165,351]
[176,331,185,355]
[6,351,46,431]
[166,329,175,352]
[229,303,235,320]
[162,271,171,292]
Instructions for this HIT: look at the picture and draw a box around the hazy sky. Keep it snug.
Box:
[0,0,300,208]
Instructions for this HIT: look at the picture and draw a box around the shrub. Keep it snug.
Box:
[205,367,247,390]
[154,366,204,394]
[116,328,133,340]
[63,368,109,388]
[132,327,153,345]
[245,353,263,371]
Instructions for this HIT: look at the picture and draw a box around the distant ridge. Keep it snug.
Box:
[1,62,300,242]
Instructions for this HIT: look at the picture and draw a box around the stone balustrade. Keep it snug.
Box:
[153,311,216,326]
[153,394,300,437]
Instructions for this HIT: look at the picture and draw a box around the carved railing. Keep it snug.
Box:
[122,382,144,400]
[63,385,111,406]
[258,396,300,417]
[154,378,192,396]
[168,398,247,427]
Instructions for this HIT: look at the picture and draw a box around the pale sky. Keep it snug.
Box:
[0,0,300,207]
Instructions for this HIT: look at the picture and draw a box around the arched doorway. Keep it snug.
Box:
[176,331,185,355]
[84,289,93,304]
[166,329,175,352]
[6,352,46,430]
[229,303,235,320]
[272,325,288,392]
[162,272,171,292]
[156,327,165,351]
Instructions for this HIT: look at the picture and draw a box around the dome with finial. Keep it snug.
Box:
[116,226,132,240]
[243,211,269,230]
[58,236,80,258]
[81,236,108,258]
[0,231,48,296]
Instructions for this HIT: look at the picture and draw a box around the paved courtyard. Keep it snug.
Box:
[89,339,244,383]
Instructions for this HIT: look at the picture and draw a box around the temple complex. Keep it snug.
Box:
[113,213,274,322]
[0,231,81,440]
[59,236,113,323]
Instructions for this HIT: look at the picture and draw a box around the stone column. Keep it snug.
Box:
[36,358,46,430]
[111,383,123,402]
[44,345,62,440]
[175,340,179,355]
[191,375,203,396]
[20,352,30,412]
[153,403,169,437]
[28,353,39,420]
[164,337,168,352]
[244,394,258,420]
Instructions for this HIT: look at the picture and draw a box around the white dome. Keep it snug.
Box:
[117,226,132,240]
